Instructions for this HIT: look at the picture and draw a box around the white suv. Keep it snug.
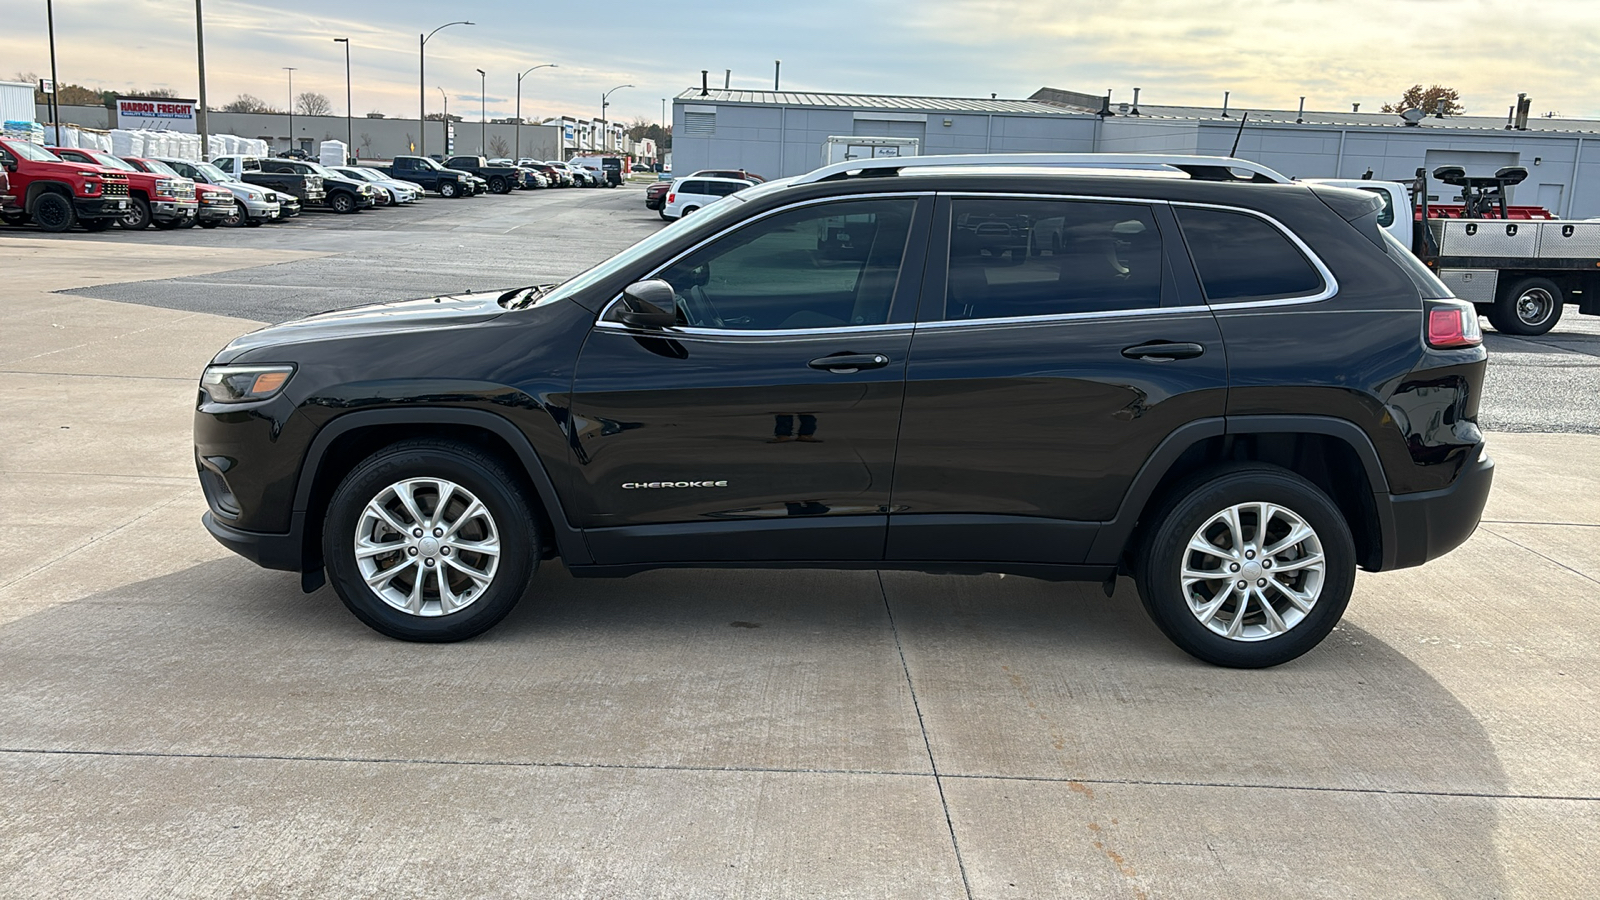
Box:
[663,175,756,220]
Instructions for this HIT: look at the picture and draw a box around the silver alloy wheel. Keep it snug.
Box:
[1181,502,1325,642]
[354,477,501,617]
[1516,287,1556,327]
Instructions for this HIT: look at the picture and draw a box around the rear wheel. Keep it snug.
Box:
[34,193,77,233]
[1489,276,1562,336]
[323,439,537,642]
[681,206,699,218]
[1134,464,1355,668]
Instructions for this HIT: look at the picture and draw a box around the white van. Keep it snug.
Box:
[663,176,755,220]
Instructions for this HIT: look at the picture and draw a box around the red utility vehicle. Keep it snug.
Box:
[51,147,197,230]
[0,137,130,233]
[123,157,235,229]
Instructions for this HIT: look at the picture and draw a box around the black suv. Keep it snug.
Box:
[195,154,1493,667]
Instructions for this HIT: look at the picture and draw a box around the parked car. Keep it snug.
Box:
[685,169,767,183]
[530,163,570,187]
[122,157,235,229]
[50,147,197,230]
[442,156,523,195]
[257,158,378,213]
[371,156,475,198]
[662,175,755,219]
[644,181,671,218]
[0,166,12,211]
[328,167,419,206]
[212,155,328,210]
[269,190,301,220]
[195,153,1493,667]
[156,157,278,227]
[0,137,130,232]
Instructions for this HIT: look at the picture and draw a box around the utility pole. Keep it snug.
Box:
[515,64,557,162]
[601,83,633,156]
[46,0,61,144]
[283,67,296,155]
[437,87,449,154]
[195,1,209,156]
[476,68,486,154]
[419,21,473,157]
[334,38,351,161]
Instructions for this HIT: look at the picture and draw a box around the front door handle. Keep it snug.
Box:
[809,352,891,373]
[1121,341,1205,361]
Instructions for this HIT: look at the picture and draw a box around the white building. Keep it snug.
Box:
[672,86,1600,218]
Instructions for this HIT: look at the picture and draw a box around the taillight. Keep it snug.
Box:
[667,193,675,203]
[1425,300,1483,349]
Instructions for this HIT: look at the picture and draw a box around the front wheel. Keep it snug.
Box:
[438,181,459,199]
[323,439,538,642]
[330,192,357,214]
[121,198,151,230]
[34,193,77,233]
[1134,464,1355,668]
[1489,276,1562,336]
[489,177,509,194]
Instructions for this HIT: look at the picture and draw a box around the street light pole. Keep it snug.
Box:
[334,38,351,161]
[475,68,485,154]
[45,0,61,144]
[515,64,557,162]
[601,83,633,157]
[419,21,473,158]
[283,66,296,155]
[437,87,449,154]
[195,1,209,156]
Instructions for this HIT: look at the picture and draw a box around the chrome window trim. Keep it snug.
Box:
[596,191,934,327]
[940,190,1170,205]
[1169,200,1340,307]
[593,320,918,344]
[916,304,1212,331]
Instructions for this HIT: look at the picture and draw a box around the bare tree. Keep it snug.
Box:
[1382,85,1464,116]
[296,92,333,116]
[360,133,374,155]
[488,134,510,158]
[222,93,279,114]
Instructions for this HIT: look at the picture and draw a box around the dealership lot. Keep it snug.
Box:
[2,190,1598,897]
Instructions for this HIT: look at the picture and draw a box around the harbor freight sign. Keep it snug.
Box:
[116,97,198,132]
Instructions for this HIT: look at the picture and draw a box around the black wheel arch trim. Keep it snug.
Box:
[1087,414,1394,566]
[289,407,592,566]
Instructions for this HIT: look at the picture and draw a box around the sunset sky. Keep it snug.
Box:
[5,0,1598,124]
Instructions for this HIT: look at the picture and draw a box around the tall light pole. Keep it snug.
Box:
[45,0,61,144]
[660,97,667,170]
[601,83,633,156]
[283,66,296,155]
[333,38,351,161]
[195,1,209,156]
[437,87,449,154]
[475,68,486,155]
[515,63,557,162]
[419,20,473,158]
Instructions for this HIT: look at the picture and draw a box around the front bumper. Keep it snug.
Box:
[203,510,306,573]
[1381,446,1495,570]
[152,199,199,223]
[74,196,130,218]
[197,203,235,222]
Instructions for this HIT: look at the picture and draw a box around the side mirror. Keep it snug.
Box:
[618,280,678,329]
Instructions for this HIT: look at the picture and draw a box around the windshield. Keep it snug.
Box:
[414,157,444,171]
[192,161,232,182]
[140,159,181,177]
[83,152,137,172]
[532,194,754,308]
[304,162,341,178]
[10,141,62,162]
[335,168,372,181]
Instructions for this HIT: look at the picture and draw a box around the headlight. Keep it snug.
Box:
[200,364,296,403]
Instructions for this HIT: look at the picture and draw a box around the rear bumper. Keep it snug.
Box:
[1381,446,1495,570]
[203,510,305,572]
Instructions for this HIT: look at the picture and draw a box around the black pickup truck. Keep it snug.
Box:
[442,156,524,194]
[212,155,328,209]
[371,156,476,198]
[258,159,377,214]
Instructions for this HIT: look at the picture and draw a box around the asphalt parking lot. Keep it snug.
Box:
[2,188,1598,898]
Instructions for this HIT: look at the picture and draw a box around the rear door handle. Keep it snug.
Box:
[809,352,891,373]
[1121,341,1205,361]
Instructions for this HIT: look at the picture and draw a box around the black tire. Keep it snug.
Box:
[438,181,459,199]
[245,218,264,227]
[120,198,151,230]
[1488,276,1562,336]
[198,220,220,229]
[489,177,509,194]
[659,209,670,221]
[81,217,116,232]
[1133,464,1356,668]
[330,192,357,214]
[681,206,699,218]
[153,218,184,230]
[34,192,77,233]
[323,439,538,642]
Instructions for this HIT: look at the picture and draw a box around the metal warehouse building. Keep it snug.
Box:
[672,86,1600,218]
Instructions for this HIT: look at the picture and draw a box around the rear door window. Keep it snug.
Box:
[1174,207,1325,303]
[933,198,1165,321]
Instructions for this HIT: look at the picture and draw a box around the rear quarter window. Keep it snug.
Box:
[1174,206,1326,303]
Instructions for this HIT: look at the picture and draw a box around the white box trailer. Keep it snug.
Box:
[821,135,920,166]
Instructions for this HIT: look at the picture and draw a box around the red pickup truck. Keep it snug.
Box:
[52,146,198,230]
[0,137,130,232]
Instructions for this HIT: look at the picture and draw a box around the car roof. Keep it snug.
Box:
[677,176,757,185]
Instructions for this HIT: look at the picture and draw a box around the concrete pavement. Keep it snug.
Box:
[2,232,1597,899]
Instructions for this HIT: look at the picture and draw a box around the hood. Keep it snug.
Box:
[214,291,509,363]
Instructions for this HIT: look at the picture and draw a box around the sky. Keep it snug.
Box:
[5,0,1600,125]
